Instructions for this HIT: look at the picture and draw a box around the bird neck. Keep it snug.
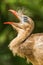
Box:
[28,17,34,35]
[9,21,34,50]
[10,17,34,47]
[11,30,29,47]
[12,23,34,47]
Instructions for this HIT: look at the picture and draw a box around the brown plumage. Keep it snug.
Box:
[4,10,43,65]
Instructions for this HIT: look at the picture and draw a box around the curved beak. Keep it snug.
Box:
[9,9,20,21]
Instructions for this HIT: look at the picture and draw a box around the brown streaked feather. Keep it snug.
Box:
[15,33,43,65]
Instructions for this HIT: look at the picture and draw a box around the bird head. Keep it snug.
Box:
[4,10,34,55]
[4,9,34,33]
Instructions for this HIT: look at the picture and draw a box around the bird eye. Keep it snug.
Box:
[23,16,28,22]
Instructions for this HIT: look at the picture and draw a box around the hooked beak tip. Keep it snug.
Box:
[8,9,18,17]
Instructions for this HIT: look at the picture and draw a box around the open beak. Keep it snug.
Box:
[4,9,20,25]
[4,10,22,31]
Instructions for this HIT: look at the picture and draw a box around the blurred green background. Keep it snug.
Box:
[0,0,43,65]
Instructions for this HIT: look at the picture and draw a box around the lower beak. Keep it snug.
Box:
[4,22,21,31]
[4,21,16,25]
[4,22,19,27]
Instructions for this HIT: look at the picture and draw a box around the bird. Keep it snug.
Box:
[4,9,43,65]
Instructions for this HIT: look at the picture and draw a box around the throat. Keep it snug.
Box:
[16,29,31,44]
[17,27,34,44]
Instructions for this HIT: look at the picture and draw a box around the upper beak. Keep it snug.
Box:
[8,9,20,21]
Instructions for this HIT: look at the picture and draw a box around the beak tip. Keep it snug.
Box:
[8,9,12,12]
[3,22,7,24]
[8,9,17,16]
